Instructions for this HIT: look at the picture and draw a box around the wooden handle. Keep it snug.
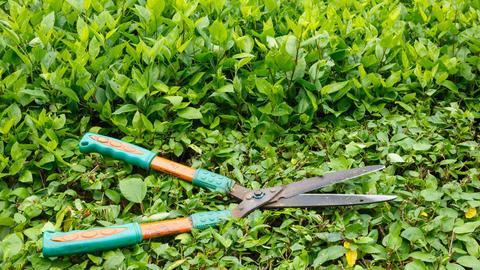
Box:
[150,156,196,182]
[140,218,193,239]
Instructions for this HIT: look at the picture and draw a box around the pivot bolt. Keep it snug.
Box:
[253,190,265,199]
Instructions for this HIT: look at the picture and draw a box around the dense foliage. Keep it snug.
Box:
[0,0,479,269]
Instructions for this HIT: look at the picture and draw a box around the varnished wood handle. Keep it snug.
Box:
[150,156,196,182]
[140,218,193,239]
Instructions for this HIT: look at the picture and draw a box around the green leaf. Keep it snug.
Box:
[462,236,480,257]
[135,5,151,23]
[113,104,138,115]
[146,0,165,15]
[19,170,33,183]
[446,263,466,270]
[420,189,443,201]
[386,70,401,87]
[216,84,234,93]
[441,80,458,93]
[396,101,415,114]
[456,256,480,268]
[87,253,103,265]
[119,178,147,203]
[255,78,272,96]
[66,0,82,10]
[0,217,14,227]
[272,102,293,116]
[209,20,227,44]
[292,57,306,80]
[103,250,125,270]
[321,81,350,95]
[1,233,23,260]
[176,37,192,53]
[166,259,187,270]
[405,260,428,270]
[235,36,253,53]
[285,35,298,57]
[105,189,121,204]
[382,222,402,251]
[141,212,170,222]
[453,221,480,234]
[89,36,101,58]
[409,252,436,262]
[244,235,271,248]
[213,232,232,248]
[76,17,89,42]
[164,96,183,106]
[40,12,55,33]
[56,85,80,102]
[141,113,154,132]
[401,227,424,242]
[30,256,52,270]
[312,246,345,267]
[413,142,432,151]
[290,243,305,252]
[177,107,203,119]
[387,153,405,163]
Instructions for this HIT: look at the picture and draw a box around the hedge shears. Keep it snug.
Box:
[43,132,396,257]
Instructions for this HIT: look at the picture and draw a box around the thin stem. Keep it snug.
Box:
[287,26,304,91]
[448,230,455,261]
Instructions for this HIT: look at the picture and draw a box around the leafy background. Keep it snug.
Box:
[0,0,479,269]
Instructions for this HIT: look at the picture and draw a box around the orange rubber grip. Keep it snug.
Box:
[150,156,196,182]
[51,227,128,242]
[140,218,193,239]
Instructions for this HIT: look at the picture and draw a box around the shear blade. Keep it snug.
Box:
[274,165,385,200]
[263,194,397,208]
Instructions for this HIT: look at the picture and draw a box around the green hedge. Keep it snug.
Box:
[0,0,479,269]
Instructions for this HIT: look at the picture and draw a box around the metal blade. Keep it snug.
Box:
[229,183,251,201]
[263,194,397,208]
[274,165,385,200]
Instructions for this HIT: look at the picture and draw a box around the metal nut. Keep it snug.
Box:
[253,190,265,199]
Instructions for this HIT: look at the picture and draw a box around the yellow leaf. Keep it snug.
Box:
[420,211,428,217]
[83,0,91,10]
[343,241,351,249]
[345,250,357,267]
[466,208,477,219]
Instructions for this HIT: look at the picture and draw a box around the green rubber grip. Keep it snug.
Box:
[42,223,142,257]
[191,210,232,230]
[79,132,156,169]
[192,169,234,193]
